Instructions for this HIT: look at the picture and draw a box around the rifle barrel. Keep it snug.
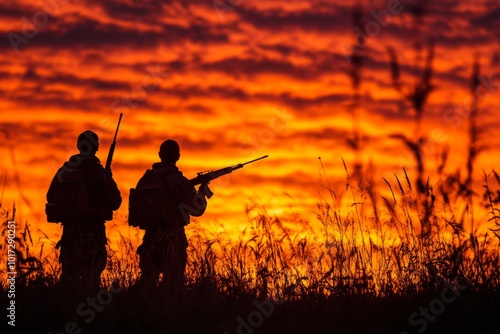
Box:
[105,113,123,172]
[113,113,123,141]
[242,155,268,166]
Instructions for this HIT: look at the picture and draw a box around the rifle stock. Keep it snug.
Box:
[105,113,123,174]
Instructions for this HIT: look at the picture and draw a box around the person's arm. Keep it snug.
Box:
[101,168,122,211]
[46,174,59,203]
[188,182,208,217]
[169,174,208,218]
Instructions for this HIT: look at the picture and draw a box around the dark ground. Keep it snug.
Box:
[2,283,499,334]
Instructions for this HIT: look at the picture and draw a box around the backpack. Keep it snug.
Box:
[46,167,89,223]
[128,170,176,230]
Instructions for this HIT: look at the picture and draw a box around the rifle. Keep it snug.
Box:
[105,113,123,174]
[190,155,268,198]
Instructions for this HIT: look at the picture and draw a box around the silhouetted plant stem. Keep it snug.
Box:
[464,55,482,233]
[388,36,435,239]
[346,2,365,179]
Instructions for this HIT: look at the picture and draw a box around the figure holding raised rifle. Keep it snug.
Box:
[46,114,123,294]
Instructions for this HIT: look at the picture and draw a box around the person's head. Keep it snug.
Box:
[77,130,99,156]
[159,139,180,163]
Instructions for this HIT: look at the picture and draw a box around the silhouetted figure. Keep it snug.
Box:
[132,139,208,298]
[46,130,122,293]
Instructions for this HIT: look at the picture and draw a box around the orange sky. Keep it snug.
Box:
[1,0,500,248]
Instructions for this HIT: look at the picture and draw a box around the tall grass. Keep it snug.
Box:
[0,204,57,288]
[2,163,500,300]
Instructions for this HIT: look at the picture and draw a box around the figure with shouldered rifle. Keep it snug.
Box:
[128,139,267,299]
[46,115,123,295]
